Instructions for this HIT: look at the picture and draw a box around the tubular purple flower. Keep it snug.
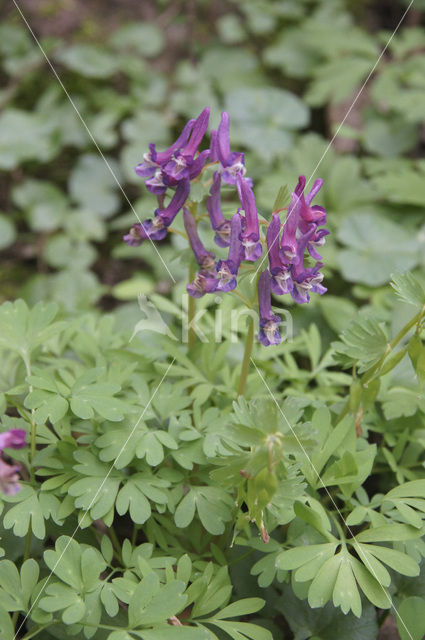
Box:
[216,112,231,163]
[124,180,190,246]
[0,459,22,495]
[155,179,190,226]
[206,172,231,248]
[187,271,218,298]
[135,119,195,178]
[123,219,166,245]
[144,170,168,195]
[258,270,281,347]
[291,263,327,304]
[280,177,303,264]
[209,129,219,163]
[0,429,26,451]
[236,175,262,262]
[163,107,210,182]
[183,207,215,272]
[298,175,327,225]
[267,214,293,295]
[307,227,330,260]
[215,112,251,186]
[184,107,210,157]
[216,212,243,292]
[188,149,210,180]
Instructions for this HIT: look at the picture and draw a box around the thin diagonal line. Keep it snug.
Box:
[11,0,176,284]
[251,0,414,283]
[14,357,176,639]
[251,357,414,640]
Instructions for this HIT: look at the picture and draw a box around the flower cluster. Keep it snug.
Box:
[0,428,26,495]
[124,108,328,346]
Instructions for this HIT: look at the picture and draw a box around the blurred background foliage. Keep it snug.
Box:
[1,0,425,331]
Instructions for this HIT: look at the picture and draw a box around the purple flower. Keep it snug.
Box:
[258,270,281,347]
[307,227,330,261]
[0,429,26,495]
[135,118,195,179]
[187,271,218,298]
[124,179,190,246]
[267,214,293,295]
[291,262,327,304]
[144,170,168,195]
[216,212,243,292]
[155,179,190,226]
[0,429,26,451]
[236,175,262,262]
[299,176,327,225]
[183,207,216,272]
[163,107,210,183]
[279,177,305,264]
[206,172,231,248]
[0,459,22,495]
[213,112,252,187]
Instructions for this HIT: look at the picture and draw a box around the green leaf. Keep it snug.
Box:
[391,272,425,308]
[55,44,119,78]
[101,583,119,618]
[337,213,419,286]
[277,581,379,640]
[0,109,59,169]
[44,537,84,591]
[372,166,425,206]
[12,179,68,232]
[129,573,186,628]
[0,215,16,249]
[332,555,361,617]
[3,487,60,539]
[386,480,425,500]
[276,543,337,571]
[69,154,121,217]
[0,604,14,640]
[0,299,62,358]
[213,598,265,619]
[356,524,423,543]
[24,389,68,425]
[357,544,419,577]
[333,314,389,370]
[205,619,272,640]
[69,450,123,521]
[140,629,210,640]
[272,185,290,213]
[175,487,233,535]
[0,561,24,611]
[293,501,333,539]
[225,87,309,159]
[116,475,168,524]
[350,557,390,610]
[109,23,165,57]
[39,582,85,623]
[308,554,342,609]
[70,369,129,421]
[397,597,425,640]
[191,566,232,618]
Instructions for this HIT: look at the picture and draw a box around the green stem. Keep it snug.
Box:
[330,512,346,544]
[188,262,196,350]
[109,527,122,562]
[336,306,425,424]
[22,352,37,472]
[21,623,57,640]
[237,316,255,397]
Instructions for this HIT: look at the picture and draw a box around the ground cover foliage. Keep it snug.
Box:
[1,1,425,638]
